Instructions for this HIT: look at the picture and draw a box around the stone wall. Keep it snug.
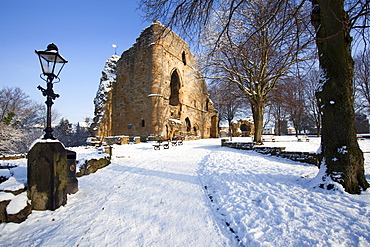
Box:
[76,157,111,177]
[95,21,218,141]
[221,140,318,166]
[231,118,255,137]
[91,55,119,139]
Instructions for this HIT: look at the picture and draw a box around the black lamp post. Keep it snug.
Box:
[35,43,68,139]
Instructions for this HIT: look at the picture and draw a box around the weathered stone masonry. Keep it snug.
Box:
[94,21,218,141]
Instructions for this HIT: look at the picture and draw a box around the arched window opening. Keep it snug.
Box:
[210,115,218,138]
[182,51,187,65]
[185,117,191,132]
[205,99,209,111]
[141,119,145,127]
[240,124,250,131]
[165,125,169,139]
[240,123,251,137]
[170,70,180,106]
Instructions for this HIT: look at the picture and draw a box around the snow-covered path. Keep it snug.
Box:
[1,140,232,247]
[1,138,370,246]
[200,147,370,246]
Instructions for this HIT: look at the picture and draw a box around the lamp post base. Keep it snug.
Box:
[27,141,67,210]
[43,127,56,140]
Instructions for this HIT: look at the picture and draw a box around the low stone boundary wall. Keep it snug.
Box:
[0,194,31,224]
[104,136,130,145]
[0,154,26,160]
[253,146,286,156]
[76,157,111,177]
[278,151,318,165]
[221,140,318,166]
[129,136,141,144]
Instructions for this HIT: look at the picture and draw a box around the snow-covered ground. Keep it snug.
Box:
[1,137,370,246]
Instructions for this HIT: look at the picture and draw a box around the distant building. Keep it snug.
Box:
[263,126,274,135]
[77,117,91,131]
[91,21,218,141]
[287,126,296,135]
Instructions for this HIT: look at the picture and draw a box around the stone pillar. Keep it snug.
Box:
[27,141,67,210]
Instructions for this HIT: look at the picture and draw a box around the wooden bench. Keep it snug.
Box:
[153,139,170,150]
[297,135,309,142]
[357,135,366,141]
[262,135,276,142]
[171,137,184,146]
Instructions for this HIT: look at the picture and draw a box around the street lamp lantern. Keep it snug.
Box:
[35,43,68,81]
[35,43,68,139]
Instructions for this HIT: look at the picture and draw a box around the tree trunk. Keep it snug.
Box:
[276,117,281,136]
[228,118,233,141]
[311,0,369,194]
[251,100,265,145]
[293,118,300,137]
[316,114,321,137]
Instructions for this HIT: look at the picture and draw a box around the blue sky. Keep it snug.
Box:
[0,0,151,123]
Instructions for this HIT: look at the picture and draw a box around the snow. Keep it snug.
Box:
[148,94,164,97]
[1,137,370,246]
[338,146,348,154]
[0,177,25,192]
[77,121,90,128]
[6,192,29,215]
[68,146,108,161]
[168,118,182,125]
[0,191,15,201]
[29,138,65,151]
[0,169,10,179]
[92,55,120,124]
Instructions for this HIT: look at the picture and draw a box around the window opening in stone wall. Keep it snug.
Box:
[182,51,187,65]
[170,70,180,106]
[205,99,209,111]
[142,119,145,127]
[165,125,169,139]
[240,124,250,132]
[193,124,199,136]
[185,117,191,132]
[240,123,251,137]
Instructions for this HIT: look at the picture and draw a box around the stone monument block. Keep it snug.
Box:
[27,141,67,210]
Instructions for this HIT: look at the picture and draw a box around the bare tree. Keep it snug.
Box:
[354,49,370,112]
[209,80,246,138]
[199,0,312,143]
[276,77,307,135]
[311,0,369,193]
[0,123,24,154]
[139,0,370,193]
[305,69,322,136]
[0,87,32,124]
[267,84,289,135]
[0,86,45,154]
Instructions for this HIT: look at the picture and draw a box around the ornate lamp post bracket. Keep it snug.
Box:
[35,43,68,139]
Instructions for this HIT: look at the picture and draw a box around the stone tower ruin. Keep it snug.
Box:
[91,21,218,141]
